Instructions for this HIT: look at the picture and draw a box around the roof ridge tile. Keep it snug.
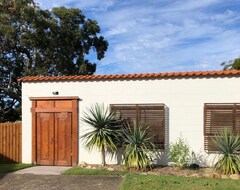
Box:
[18,70,240,82]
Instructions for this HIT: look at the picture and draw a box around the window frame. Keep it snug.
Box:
[204,103,240,152]
[110,103,166,149]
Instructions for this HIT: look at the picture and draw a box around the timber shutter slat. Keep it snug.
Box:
[204,103,240,151]
[110,104,166,149]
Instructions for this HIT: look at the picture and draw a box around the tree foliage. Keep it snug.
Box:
[221,58,240,70]
[0,0,108,122]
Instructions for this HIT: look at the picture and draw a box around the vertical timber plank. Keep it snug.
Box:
[72,99,78,166]
[32,100,37,164]
[3,124,6,163]
[15,123,20,161]
[0,124,2,162]
[9,123,13,162]
[13,123,17,160]
[19,122,22,162]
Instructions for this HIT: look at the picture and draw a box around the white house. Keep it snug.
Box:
[19,70,240,166]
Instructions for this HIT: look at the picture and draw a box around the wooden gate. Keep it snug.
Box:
[31,97,78,166]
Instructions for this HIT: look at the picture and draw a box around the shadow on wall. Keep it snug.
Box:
[0,154,18,164]
[97,105,213,167]
[191,150,212,167]
[153,105,170,165]
[111,148,124,165]
[111,106,171,166]
[152,106,211,167]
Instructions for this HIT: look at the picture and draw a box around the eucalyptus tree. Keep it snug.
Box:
[0,0,108,121]
[221,58,240,70]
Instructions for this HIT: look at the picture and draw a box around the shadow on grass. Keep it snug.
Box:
[0,163,32,181]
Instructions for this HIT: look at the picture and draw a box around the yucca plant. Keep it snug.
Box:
[213,128,240,175]
[81,103,122,166]
[122,121,156,171]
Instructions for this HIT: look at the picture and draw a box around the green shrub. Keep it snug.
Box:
[213,128,240,175]
[168,136,190,167]
[122,121,156,171]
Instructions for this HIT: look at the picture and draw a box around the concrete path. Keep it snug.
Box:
[0,174,123,190]
[12,166,71,175]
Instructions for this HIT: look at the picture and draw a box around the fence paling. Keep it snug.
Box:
[0,122,22,163]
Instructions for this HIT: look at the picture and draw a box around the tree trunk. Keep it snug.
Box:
[101,145,106,166]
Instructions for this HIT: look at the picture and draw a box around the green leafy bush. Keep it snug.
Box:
[213,128,240,175]
[122,121,156,171]
[168,136,190,167]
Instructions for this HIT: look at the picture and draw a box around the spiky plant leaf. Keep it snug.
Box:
[213,128,240,175]
[81,103,122,165]
[122,121,156,171]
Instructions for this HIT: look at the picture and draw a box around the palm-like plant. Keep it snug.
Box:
[122,121,156,171]
[213,128,240,175]
[81,103,121,166]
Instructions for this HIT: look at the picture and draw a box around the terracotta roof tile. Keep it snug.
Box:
[18,70,240,82]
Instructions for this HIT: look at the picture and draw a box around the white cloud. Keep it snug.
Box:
[35,0,240,74]
[36,0,115,11]
[163,0,221,12]
[105,26,127,36]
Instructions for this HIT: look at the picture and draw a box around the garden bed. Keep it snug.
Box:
[77,163,238,179]
[149,166,214,178]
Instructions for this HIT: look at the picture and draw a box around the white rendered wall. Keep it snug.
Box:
[21,76,240,166]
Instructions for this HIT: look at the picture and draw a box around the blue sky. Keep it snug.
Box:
[36,0,240,74]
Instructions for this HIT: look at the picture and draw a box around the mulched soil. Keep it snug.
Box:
[84,164,215,178]
[149,166,214,177]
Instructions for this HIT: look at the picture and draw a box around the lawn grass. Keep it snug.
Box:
[64,167,240,190]
[0,163,32,173]
[120,173,240,190]
[63,167,128,176]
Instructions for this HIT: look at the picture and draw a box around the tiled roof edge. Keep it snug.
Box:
[18,70,240,82]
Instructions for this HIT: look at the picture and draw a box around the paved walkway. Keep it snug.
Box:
[0,174,123,190]
[12,166,71,175]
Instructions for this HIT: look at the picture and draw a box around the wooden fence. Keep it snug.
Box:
[0,122,22,163]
